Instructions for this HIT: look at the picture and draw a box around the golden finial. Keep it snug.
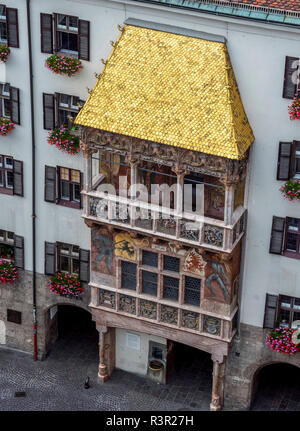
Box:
[101,59,107,65]
[110,41,116,47]
[86,87,92,95]
[94,72,101,79]
[118,25,124,31]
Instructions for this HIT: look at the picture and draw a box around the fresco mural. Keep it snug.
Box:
[91,227,114,274]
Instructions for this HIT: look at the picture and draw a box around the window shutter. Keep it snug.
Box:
[45,242,56,275]
[44,166,57,203]
[40,13,53,54]
[13,160,23,197]
[80,172,83,209]
[283,56,298,99]
[6,8,19,48]
[277,142,292,180]
[14,235,24,269]
[79,248,90,283]
[78,20,90,61]
[263,294,279,328]
[10,87,20,125]
[43,93,55,130]
[269,216,285,255]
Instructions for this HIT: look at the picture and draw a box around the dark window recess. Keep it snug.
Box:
[142,270,158,296]
[163,255,180,273]
[0,155,23,197]
[184,276,201,306]
[7,309,21,324]
[163,275,179,301]
[283,56,299,99]
[121,261,136,290]
[142,250,158,267]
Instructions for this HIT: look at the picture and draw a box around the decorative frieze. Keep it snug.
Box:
[157,214,176,236]
[180,219,199,242]
[90,197,108,218]
[181,310,199,330]
[160,305,178,325]
[203,225,224,248]
[203,315,221,336]
[99,289,116,309]
[139,299,157,320]
[119,294,136,314]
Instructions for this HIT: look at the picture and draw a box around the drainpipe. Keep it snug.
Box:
[26,0,37,361]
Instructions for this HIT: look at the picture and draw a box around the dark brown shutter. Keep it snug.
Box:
[14,235,24,269]
[80,172,83,209]
[283,56,298,99]
[10,86,20,125]
[40,13,53,54]
[78,20,90,61]
[44,166,57,203]
[79,248,90,282]
[45,242,56,275]
[43,93,55,130]
[269,216,285,255]
[277,142,292,180]
[263,294,279,328]
[290,141,297,178]
[13,160,23,197]
[6,8,19,48]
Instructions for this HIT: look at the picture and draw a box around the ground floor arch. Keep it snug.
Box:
[251,362,300,410]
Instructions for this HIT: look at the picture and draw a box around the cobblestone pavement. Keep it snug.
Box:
[0,334,213,411]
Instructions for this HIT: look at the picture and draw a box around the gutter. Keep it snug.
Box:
[26,0,38,361]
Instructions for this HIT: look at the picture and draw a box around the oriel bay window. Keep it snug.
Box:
[269,216,300,259]
[0,229,24,268]
[0,156,23,196]
[0,83,20,124]
[44,166,83,209]
[43,93,83,130]
[44,241,90,282]
[40,13,89,60]
[0,5,19,47]
[264,293,300,329]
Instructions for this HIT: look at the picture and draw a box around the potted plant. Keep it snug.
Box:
[45,54,82,77]
[288,91,300,120]
[280,180,300,201]
[48,126,80,155]
[265,327,300,355]
[0,259,19,284]
[0,44,10,63]
[47,272,84,298]
[0,118,15,136]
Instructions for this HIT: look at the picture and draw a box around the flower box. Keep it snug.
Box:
[280,180,300,201]
[48,127,80,155]
[0,44,10,63]
[0,259,19,284]
[265,327,300,355]
[288,91,300,120]
[45,54,82,77]
[0,118,15,136]
[47,272,84,298]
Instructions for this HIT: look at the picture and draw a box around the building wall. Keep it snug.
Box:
[115,328,166,376]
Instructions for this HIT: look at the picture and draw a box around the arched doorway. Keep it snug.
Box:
[45,304,98,361]
[251,363,300,411]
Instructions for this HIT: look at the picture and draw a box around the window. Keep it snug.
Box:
[0,83,20,124]
[57,242,80,275]
[0,155,23,197]
[43,93,83,130]
[7,309,21,324]
[0,230,24,268]
[163,255,180,272]
[284,217,300,256]
[283,56,300,99]
[121,261,136,290]
[44,165,82,209]
[59,167,81,206]
[184,276,201,306]
[264,294,300,329]
[269,216,300,259]
[277,141,300,181]
[40,13,89,61]
[0,6,19,48]
[142,270,158,296]
[142,250,158,267]
[163,275,179,301]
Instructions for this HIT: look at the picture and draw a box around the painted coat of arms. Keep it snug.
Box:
[183,249,207,276]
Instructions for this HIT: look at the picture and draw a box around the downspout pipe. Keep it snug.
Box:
[26,0,37,361]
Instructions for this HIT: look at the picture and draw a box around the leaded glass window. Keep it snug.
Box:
[121,261,136,291]
[184,276,201,306]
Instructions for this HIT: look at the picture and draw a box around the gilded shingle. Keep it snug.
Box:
[75,25,254,160]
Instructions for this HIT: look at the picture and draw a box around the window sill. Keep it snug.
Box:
[56,50,79,59]
[282,250,300,260]
[0,188,13,196]
[57,200,80,209]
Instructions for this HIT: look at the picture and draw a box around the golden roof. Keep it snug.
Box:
[75,24,254,160]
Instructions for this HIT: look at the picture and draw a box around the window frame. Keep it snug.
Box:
[0,228,14,260]
[55,13,79,56]
[277,295,300,328]
[56,92,80,129]
[57,242,80,276]
[57,166,81,209]
[283,217,300,259]
[0,5,7,44]
[0,155,13,194]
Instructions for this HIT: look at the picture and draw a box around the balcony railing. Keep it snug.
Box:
[83,190,246,253]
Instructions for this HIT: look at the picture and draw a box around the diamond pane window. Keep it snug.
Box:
[121,261,136,291]
[163,275,179,301]
[142,250,158,267]
[142,271,158,296]
[163,255,180,273]
[184,276,201,306]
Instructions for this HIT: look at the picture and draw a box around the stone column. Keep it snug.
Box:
[210,355,226,411]
[224,181,235,225]
[98,327,109,382]
[83,150,92,192]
